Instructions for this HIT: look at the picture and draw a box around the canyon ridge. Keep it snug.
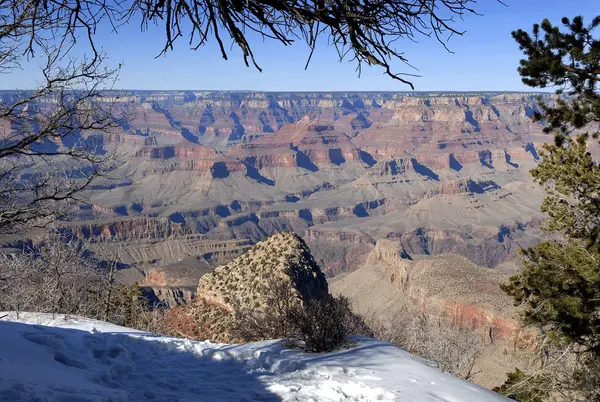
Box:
[1,90,551,304]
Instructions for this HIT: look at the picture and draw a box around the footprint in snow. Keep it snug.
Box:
[23,332,65,349]
[53,352,87,369]
[92,347,122,361]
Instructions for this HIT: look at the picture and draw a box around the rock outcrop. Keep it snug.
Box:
[142,286,196,308]
[331,240,519,339]
[329,241,536,388]
[23,90,552,287]
[166,232,329,342]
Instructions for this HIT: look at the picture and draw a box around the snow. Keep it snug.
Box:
[0,312,509,401]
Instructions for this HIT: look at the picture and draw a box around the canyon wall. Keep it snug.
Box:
[5,91,552,292]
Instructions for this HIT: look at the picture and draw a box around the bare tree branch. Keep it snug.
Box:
[0,1,132,233]
[129,0,488,89]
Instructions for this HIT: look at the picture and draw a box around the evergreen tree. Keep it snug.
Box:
[499,15,600,401]
[512,16,600,141]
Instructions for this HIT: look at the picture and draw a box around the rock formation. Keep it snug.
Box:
[4,90,553,295]
[142,286,196,308]
[165,232,329,342]
[331,240,519,338]
[329,240,536,387]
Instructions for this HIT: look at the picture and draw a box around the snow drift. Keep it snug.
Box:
[0,313,508,401]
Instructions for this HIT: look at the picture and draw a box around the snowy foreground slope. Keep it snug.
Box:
[0,313,509,401]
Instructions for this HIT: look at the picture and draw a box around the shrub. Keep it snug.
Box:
[372,309,483,381]
[493,368,552,402]
[0,231,106,318]
[233,277,371,353]
[494,346,600,402]
[0,230,165,333]
[572,357,600,401]
[289,294,372,353]
[233,278,299,341]
[411,315,483,380]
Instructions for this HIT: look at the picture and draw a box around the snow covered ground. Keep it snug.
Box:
[0,312,508,401]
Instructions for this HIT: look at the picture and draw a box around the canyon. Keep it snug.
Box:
[2,90,555,388]
[330,240,535,387]
[3,90,551,304]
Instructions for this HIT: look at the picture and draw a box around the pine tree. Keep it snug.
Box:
[498,14,600,401]
[512,16,600,141]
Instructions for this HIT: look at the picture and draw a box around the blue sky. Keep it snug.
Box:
[2,0,599,91]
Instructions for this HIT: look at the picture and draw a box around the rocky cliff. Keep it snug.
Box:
[165,232,329,342]
[11,90,552,288]
[331,240,520,340]
[329,240,535,387]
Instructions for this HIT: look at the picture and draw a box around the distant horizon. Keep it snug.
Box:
[0,88,555,94]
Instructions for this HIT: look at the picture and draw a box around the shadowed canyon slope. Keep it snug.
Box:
[8,91,553,288]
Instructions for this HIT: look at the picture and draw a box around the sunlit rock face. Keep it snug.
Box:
[17,91,551,284]
[164,232,329,342]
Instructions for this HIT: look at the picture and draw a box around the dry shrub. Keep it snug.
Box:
[374,309,484,380]
[0,231,105,318]
[234,278,371,353]
[367,309,414,348]
[572,357,600,401]
[233,278,300,341]
[0,230,165,333]
[412,315,483,380]
[494,342,600,402]
[289,294,373,353]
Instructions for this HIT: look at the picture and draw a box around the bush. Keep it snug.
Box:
[0,230,165,333]
[233,278,299,341]
[0,231,105,318]
[493,368,552,402]
[572,357,600,401]
[412,315,483,380]
[289,294,372,353]
[372,310,483,380]
[494,347,600,402]
[233,277,371,353]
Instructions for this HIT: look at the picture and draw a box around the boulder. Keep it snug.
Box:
[165,232,328,342]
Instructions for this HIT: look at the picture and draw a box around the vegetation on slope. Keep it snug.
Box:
[498,15,600,402]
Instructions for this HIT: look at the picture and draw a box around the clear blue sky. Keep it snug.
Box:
[2,0,599,91]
